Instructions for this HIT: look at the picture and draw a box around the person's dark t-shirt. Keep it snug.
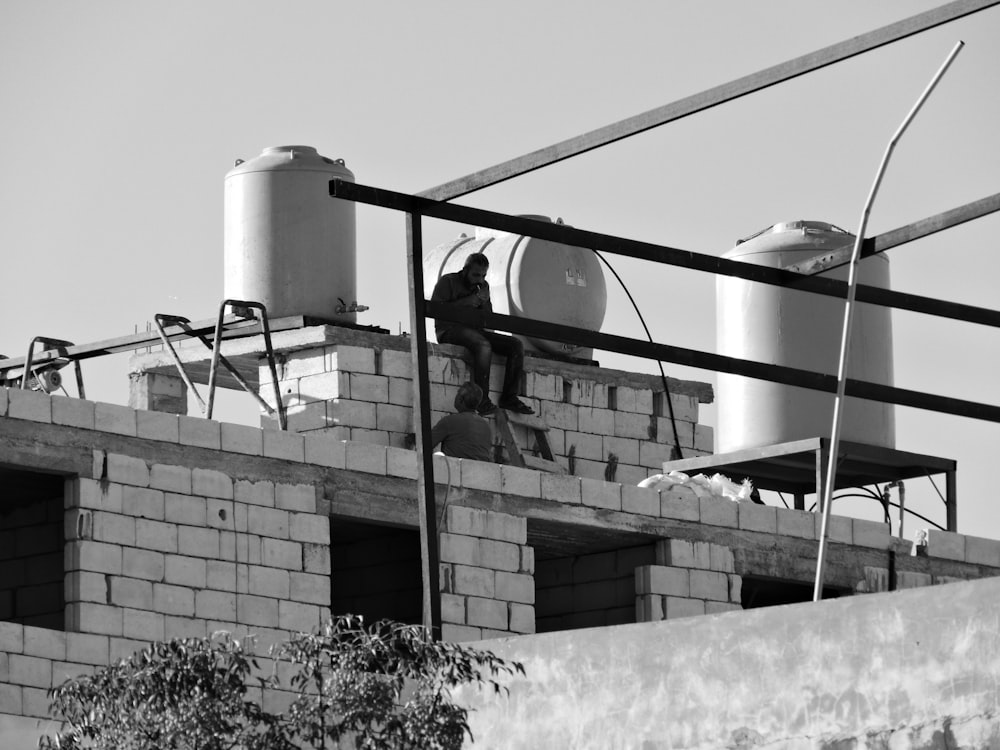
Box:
[430,411,492,461]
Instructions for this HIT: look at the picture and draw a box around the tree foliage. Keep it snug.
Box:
[40,615,524,750]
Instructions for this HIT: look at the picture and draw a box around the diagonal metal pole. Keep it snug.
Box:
[421,1,995,201]
[814,41,964,602]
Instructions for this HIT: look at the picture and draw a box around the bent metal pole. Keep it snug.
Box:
[814,40,964,602]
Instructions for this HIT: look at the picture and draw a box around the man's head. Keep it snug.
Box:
[454,381,484,412]
[462,252,489,287]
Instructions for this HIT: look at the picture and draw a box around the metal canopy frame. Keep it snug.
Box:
[660,438,957,531]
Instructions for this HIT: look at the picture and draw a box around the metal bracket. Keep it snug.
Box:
[21,337,85,398]
[205,300,286,430]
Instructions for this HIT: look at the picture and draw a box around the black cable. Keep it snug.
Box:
[592,250,684,460]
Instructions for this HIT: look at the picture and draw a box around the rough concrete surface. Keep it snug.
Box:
[457,577,1000,749]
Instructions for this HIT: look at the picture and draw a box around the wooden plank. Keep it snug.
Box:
[784,191,1000,275]
[495,410,526,468]
[522,455,566,474]
[419,0,1000,201]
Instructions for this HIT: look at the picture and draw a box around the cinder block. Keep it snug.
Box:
[656,419,694,448]
[622,484,659,516]
[379,349,412,378]
[273,483,315,514]
[248,506,289,539]
[467,596,508,630]
[520,546,535,575]
[433,453,461,484]
[8,389,52,423]
[135,518,178,553]
[461,460,502,493]
[664,596,705,619]
[566,431,603,461]
[346,441,387,475]
[123,609,165,644]
[964,535,1000,567]
[91,511,136,546]
[95,403,136,436]
[376,402,412,433]
[709,544,735,574]
[699,496,738,528]
[603,436,640,465]
[578,407,614,436]
[22,628,66,661]
[66,540,122,575]
[290,513,329,544]
[853,519,891,550]
[447,506,489,538]
[235,479,275,508]
[897,571,933,589]
[178,526,221,558]
[485,510,527,545]
[453,565,495,598]
[480,539,523,573]
[655,539,709,569]
[690,569,729,601]
[347,373,389,403]
[52,395,96,429]
[164,492,205,526]
[508,603,535,634]
[638,441,675,469]
[66,632,109,665]
[279,599,323,633]
[237,594,280,627]
[387,376,413,406]
[123,548,165,581]
[635,594,664,622]
[262,539,302,571]
[165,555,207,588]
[153,583,195,616]
[193,468,234,500]
[107,453,150,488]
[441,593,466,625]
[817,513,854,545]
[614,411,652,441]
[207,560,236,591]
[540,401,578,431]
[277,348,329,380]
[149,464,192,495]
[693,424,714,453]
[249,565,290,599]
[441,623,482,643]
[439,533,479,567]
[297,371,349,403]
[137,409,180,442]
[329,345,376,375]
[541,473,581,505]
[496,571,534,604]
[67,602,123,636]
[635,565,689,597]
[660,487,699,522]
[109,576,154,609]
[926,529,966,561]
[263,430,306,462]
[290,572,329,605]
[738,503,777,534]
[351,427,389,445]
[706,601,742,615]
[9,654,52,688]
[178,416,221,449]
[221,423,263,456]
[281,401,328,432]
[124,486,165,520]
[527,372,561,401]
[776,508,816,539]
[303,543,331,575]
[163,615,208,642]
[501,465,541,498]
[581,478,622,511]
[0,386,7,417]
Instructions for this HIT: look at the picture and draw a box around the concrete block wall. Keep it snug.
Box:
[258,334,713,484]
[634,540,742,622]
[438,505,535,642]
[64,451,330,649]
[0,492,63,629]
[535,546,655,632]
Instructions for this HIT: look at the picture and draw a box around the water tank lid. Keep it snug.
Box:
[226,145,350,177]
[736,220,851,245]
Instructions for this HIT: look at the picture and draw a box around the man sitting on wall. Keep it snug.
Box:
[430,252,534,416]
[430,382,493,461]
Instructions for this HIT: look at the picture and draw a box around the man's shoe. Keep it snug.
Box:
[499,397,534,415]
[477,399,497,416]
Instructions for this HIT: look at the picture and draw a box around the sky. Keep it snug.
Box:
[3,1,999,540]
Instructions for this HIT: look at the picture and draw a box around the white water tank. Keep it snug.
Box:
[224,145,357,322]
[424,216,607,359]
[716,221,895,452]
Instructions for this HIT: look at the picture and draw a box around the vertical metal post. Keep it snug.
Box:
[946,470,957,532]
[406,212,442,637]
[814,41,963,601]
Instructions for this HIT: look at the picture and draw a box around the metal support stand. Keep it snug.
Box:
[21,337,85,398]
[204,301,287,430]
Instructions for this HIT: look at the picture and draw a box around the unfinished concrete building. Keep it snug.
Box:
[4,3,1000,747]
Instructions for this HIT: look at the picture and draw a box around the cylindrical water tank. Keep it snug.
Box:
[424,216,607,359]
[716,220,895,452]
[224,145,357,322]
